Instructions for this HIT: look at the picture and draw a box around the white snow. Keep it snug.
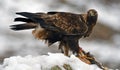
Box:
[0,53,102,70]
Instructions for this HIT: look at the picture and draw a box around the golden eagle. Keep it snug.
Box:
[10,9,98,56]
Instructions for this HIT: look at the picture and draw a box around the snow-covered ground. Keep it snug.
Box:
[0,53,102,70]
[0,0,120,69]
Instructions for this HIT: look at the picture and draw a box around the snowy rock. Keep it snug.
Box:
[0,53,102,70]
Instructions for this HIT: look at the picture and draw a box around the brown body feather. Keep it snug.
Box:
[10,9,98,56]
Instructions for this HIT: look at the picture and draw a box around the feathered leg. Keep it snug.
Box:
[59,36,80,56]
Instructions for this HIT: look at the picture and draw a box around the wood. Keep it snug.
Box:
[77,47,108,70]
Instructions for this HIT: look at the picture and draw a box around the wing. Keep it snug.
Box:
[12,12,88,35]
[42,12,88,35]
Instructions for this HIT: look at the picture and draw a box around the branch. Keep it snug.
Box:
[77,48,108,70]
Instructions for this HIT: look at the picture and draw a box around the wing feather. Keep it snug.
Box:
[38,12,88,35]
[14,12,88,35]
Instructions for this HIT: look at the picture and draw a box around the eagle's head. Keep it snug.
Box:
[87,9,98,25]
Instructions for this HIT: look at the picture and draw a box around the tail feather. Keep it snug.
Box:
[15,12,50,29]
[10,23,37,30]
[11,12,66,34]
[16,12,45,24]
[10,12,46,31]
[14,17,33,23]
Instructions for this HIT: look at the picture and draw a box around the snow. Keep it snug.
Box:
[0,53,102,70]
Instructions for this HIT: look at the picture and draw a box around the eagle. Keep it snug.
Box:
[10,9,98,58]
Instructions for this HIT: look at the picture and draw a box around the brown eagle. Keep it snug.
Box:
[10,9,98,57]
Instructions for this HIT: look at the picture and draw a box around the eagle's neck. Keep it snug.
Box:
[87,16,97,26]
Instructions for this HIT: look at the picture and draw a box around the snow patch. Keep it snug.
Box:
[0,53,102,70]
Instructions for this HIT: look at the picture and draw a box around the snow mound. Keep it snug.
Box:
[0,53,101,70]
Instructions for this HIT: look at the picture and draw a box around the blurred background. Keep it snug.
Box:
[0,0,120,69]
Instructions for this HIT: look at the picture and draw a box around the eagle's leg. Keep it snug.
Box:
[59,43,70,56]
[64,45,69,56]
[66,37,80,57]
[59,36,79,56]
[59,41,69,56]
